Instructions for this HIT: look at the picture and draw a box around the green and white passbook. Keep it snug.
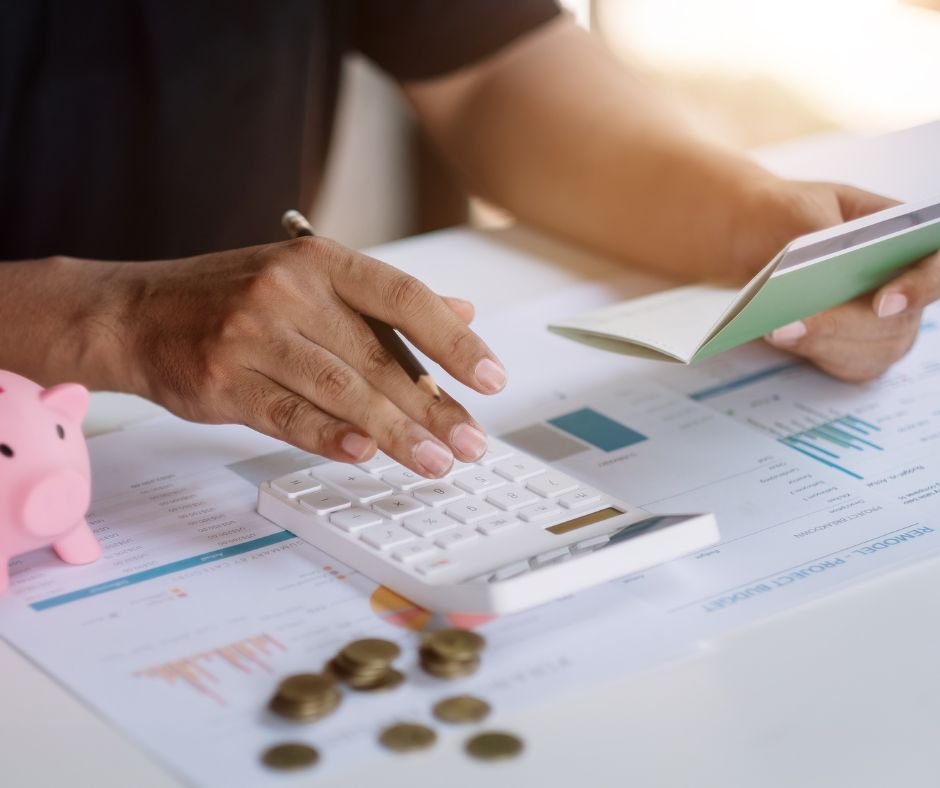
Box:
[550,197,940,363]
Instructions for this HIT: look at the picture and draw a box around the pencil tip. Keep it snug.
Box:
[281,209,314,237]
[417,375,442,401]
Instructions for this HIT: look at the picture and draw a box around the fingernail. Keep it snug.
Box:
[415,439,453,477]
[474,358,507,393]
[451,423,487,460]
[341,432,373,460]
[877,292,908,318]
[769,321,807,344]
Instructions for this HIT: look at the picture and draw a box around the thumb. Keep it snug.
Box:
[831,183,900,221]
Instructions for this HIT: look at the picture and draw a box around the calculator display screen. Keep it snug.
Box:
[547,506,624,535]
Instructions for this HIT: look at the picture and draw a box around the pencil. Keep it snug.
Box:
[281,210,442,401]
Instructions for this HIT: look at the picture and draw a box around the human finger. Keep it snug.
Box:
[870,252,940,319]
[324,245,507,394]
[765,297,921,382]
[226,369,376,462]
[829,182,900,221]
[253,333,456,477]
[441,296,475,324]
[305,303,489,462]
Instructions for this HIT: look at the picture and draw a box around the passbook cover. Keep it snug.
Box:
[549,197,940,363]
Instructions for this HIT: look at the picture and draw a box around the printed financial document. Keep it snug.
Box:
[2,298,940,785]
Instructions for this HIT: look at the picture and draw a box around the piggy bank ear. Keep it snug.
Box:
[40,383,90,421]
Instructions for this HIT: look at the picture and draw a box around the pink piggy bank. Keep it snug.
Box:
[0,370,101,591]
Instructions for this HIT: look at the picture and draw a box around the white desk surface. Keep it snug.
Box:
[3,123,940,788]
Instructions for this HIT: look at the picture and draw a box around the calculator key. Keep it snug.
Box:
[489,560,530,582]
[492,457,545,483]
[445,497,499,524]
[391,541,439,563]
[413,482,465,507]
[299,491,351,515]
[476,516,519,536]
[381,467,427,491]
[359,523,415,550]
[330,507,383,533]
[526,472,579,498]
[355,451,399,474]
[373,495,424,519]
[558,488,602,509]
[415,556,460,577]
[476,440,514,466]
[313,465,393,503]
[270,471,322,498]
[518,502,562,523]
[453,469,506,494]
[434,526,480,550]
[402,512,458,538]
[530,547,572,568]
[444,460,476,478]
[486,485,539,511]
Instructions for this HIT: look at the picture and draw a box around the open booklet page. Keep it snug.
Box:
[550,197,940,364]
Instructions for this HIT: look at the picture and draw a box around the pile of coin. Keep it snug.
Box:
[268,672,341,723]
[419,629,486,679]
[263,629,527,772]
[328,638,404,692]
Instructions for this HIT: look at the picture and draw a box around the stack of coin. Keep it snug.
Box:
[329,638,404,692]
[269,673,341,722]
[419,629,485,679]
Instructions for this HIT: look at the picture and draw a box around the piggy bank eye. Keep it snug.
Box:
[56,424,65,440]
[0,444,13,458]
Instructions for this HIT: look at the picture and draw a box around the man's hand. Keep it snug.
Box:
[741,180,940,382]
[113,237,506,477]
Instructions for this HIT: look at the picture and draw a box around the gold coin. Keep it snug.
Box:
[432,695,491,724]
[276,673,337,703]
[423,629,485,661]
[419,651,481,679]
[465,731,524,761]
[341,638,401,667]
[261,742,320,771]
[269,673,341,722]
[350,667,405,693]
[378,722,437,753]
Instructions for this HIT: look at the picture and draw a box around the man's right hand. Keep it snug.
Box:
[106,237,507,477]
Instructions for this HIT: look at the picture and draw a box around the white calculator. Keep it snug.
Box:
[257,438,718,614]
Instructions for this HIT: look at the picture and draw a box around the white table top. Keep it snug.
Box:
[3,122,940,788]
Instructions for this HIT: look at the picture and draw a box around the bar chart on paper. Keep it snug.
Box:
[134,634,286,706]
[678,333,940,488]
[753,404,882,480]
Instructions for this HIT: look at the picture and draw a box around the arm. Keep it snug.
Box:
[404,16,940,380]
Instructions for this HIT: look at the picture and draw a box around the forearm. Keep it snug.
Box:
[0,257,129,389]
[406,17,784,282]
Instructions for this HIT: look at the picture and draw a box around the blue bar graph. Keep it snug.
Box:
[549,408,648,452]
[778,415,882,479]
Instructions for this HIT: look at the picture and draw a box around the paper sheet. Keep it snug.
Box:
[3,293,940,785]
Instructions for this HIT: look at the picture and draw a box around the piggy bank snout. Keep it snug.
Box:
[18,469,91,537]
